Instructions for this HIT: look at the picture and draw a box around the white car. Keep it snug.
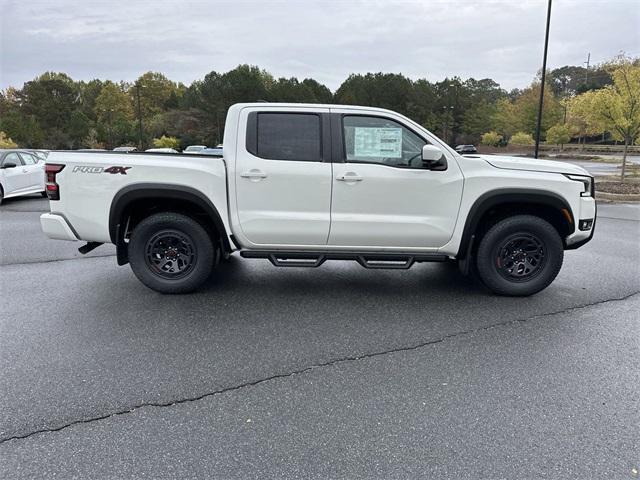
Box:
[183,145,207,154]
[145,148,178,153]
[0,150,46,204]
[41,103,596,296]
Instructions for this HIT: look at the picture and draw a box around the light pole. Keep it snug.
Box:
[106,108,114,149]
[442,105,454,145]
[135,83,145,150]
[534,0,552,159]
[449,81,459,145]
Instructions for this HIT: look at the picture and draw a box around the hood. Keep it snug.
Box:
[476,154,590,176]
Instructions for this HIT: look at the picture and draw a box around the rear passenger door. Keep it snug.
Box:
[18,152,44,190]
[235,107,332,246]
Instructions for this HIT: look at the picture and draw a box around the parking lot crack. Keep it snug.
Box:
[0,254,116,267]
[1,290,638,446]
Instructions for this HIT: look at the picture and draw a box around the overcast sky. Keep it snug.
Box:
[1,0,638,92]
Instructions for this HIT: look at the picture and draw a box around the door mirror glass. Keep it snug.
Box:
[421,145,447,170]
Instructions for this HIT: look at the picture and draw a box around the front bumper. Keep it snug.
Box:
[40,213,78,241]
[565,197,597,249]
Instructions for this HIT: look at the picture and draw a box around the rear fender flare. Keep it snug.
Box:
[109,183,230,264]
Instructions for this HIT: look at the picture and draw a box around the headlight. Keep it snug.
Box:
[565,174,594,197]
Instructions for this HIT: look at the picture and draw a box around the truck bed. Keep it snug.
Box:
[44,151,229,244]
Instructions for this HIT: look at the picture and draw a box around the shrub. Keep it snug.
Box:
[0,131,18,148]
[510,131,535,145]
[546,124,571,146]
[480,131,503,147]
[152,135,180,150]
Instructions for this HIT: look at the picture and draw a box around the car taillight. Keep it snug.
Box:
[45,164,65,200]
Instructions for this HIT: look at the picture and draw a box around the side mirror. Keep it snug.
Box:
[421,145,447,171]
[1,162,17,169]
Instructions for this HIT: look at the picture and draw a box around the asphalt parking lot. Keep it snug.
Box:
[1,195,639,479]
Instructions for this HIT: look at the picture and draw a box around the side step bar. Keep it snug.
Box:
[240,250,447,270]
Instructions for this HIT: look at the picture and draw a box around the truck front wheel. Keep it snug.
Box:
[475,215,563,296]
[128,212,216,294]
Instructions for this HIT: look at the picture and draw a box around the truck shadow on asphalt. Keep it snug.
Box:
[201,255,486,298]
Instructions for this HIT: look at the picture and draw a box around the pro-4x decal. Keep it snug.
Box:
[72,166,131,175]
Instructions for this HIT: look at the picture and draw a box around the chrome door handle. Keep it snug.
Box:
[22,169,29,173]
[336,174,363,182]
[240,169,267,179]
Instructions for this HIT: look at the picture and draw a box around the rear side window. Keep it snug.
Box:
[19,153,37,165]
[249,113,321,161]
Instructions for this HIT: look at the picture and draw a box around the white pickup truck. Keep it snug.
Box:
[41,103,596,296]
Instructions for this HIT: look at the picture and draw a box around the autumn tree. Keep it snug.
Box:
[492,82,562,141]
[586,58,640,181]
[566,90,603,148]
[0,131,17,148]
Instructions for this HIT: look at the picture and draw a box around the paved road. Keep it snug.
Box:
[1,197,639,478]
[566,160,621,177]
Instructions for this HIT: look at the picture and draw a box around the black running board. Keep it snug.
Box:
[240,250,447,269]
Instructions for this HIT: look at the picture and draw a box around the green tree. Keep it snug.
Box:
[462,100,497,142]
[492,98,519,138]
[546,124,571,149]
[148,108,212,148]
[132,72,181,118]
[548,65,613,97]
[334,73,416,115]
[95,82,134,148]
[15,72,80,148]
[301,79,333,103]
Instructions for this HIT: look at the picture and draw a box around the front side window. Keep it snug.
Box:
[343,116,427,168]
[2,153,22,167]
[256,113,321,161]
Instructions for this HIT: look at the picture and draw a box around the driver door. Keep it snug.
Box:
[1,153,28,195]
[328,112,464,249]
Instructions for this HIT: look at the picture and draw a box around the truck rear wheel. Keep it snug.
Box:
[128,212,216,294]
[475,215,563,296]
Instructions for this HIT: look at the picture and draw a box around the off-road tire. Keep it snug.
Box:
[129,212,216,294]
[476,215,563,296]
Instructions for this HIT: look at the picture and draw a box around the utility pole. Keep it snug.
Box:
[135,83,144,151]
[534,0,552,159]
[583,52,591,85]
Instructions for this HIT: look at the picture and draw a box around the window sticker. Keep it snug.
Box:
[354,127,402,158]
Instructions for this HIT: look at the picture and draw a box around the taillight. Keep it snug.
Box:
[45,164,65,200]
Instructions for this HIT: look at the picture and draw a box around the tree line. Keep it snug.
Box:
[0,57,636,157]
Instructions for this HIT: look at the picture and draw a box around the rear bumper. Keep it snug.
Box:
[40,213,78,241]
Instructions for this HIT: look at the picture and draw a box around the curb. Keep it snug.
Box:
[595,191,640,203]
